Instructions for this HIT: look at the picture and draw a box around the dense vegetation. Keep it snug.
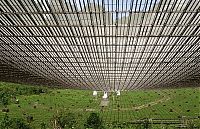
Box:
[0,81,199,129]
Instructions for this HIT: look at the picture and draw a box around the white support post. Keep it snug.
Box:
[102,91,108,99]
[116,90,120,96]
[93,91,97,96]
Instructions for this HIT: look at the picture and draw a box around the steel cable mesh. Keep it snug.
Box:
[0,0,199,90]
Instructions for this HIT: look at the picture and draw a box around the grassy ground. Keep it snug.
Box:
[0,81,199,128]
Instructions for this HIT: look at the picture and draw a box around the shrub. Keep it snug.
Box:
[89,99,93,103]
[136,119,152,129]
[26,115,33,123]
[0,114,11,128]
[40,122,46,129]
[11,118,31,129]
[2,108,9,113]
[187,120,196,129]
[85,113,104,129]
[142,119,152,129]
[177,116,182,119]
[52,112,77,128]
[0,114,31,129]
[0,93,9,106]
[0,83,49,107]
[58,113,76,128]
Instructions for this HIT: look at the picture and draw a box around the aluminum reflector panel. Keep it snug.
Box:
[0,0,200,90]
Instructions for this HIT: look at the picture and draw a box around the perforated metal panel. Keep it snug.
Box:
[0,0,199,90]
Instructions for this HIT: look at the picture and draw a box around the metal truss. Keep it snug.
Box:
[0,0,200,91]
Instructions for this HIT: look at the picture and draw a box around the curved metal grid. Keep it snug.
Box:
[0,0,200,90]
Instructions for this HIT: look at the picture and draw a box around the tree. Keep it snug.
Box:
[58,113,76,128]
[0,114,31,129]
[52,112,77,129]
[85,113,104,129]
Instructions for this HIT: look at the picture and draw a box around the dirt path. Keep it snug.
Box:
[111,96,170,111]
[84,96,170,112]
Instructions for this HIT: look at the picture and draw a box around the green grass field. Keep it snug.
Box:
[0,81,199,128]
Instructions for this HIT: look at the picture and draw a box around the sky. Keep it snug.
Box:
[75,0,159,11]
[35,0,160,19]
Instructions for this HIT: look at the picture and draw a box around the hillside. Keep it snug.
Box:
[0,81,199,128]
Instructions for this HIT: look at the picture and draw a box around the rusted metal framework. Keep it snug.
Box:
[0,0,199,90]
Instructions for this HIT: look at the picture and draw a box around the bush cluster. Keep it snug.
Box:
[0,82,49,106]
[0,114,31,129]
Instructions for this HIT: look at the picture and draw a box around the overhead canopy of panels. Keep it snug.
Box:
[0,0,200,90]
